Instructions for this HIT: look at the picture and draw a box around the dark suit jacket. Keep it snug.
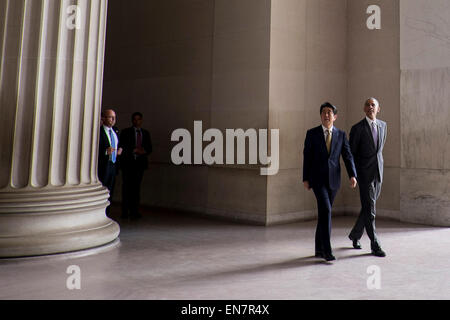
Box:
[303,125,357,190]
[119,126,152,171]
[98,126,120,179]
[349,118,387,184]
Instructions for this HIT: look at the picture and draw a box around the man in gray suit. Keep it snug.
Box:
[348,98,387,257]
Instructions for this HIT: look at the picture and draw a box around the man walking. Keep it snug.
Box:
[348,97,387,257]
[303,102,357,261]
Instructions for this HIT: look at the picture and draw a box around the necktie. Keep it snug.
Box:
[326,129,332,154]
[371,122,378,149]
[136,129,142,148]
[109,129,116,163]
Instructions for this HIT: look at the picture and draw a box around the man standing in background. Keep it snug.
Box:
[98,109,122,217]
[119,112,153,220]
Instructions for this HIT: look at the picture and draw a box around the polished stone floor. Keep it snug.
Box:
[0,207,449,300]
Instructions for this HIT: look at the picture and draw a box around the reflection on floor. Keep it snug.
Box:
[0,207,449,300]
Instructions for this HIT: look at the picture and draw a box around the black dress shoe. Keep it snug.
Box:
[371,247,386,257]
[349,235,362,249]
[315,251,324,258]
[371,242,386,257]
[323,253,336,261]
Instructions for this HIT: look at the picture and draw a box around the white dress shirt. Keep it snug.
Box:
[321,125,334,141]
[366,116,377,131]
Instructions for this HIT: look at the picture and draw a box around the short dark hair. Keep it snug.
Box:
[320,102,337,115]
[131,112,143,121]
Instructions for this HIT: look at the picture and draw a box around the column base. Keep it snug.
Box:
[0,184,120,258]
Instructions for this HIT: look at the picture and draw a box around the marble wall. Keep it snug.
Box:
[103,0,271,223]
[207,0,271,224]
[267,0,348,224]
[344,0,401,220]
[102,0,215,214]
[399,0,450,226]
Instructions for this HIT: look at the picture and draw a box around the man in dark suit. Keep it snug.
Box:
[98,109,122,217]
[119,112,152,220]
[303,102,357,261]
[348,98,387,257]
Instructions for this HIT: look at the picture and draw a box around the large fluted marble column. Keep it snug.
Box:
[0,0,120,257]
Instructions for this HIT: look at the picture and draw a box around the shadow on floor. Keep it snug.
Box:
[169,255,338,284]
[333,247,376,260]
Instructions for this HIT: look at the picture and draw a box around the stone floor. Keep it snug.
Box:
[0,207,449,300]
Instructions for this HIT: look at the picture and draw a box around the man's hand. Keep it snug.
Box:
[350,177,357,189]
[117,147,123,156]
[106,147,115,155]
[133,147,146,155]
[303,181,311,190]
